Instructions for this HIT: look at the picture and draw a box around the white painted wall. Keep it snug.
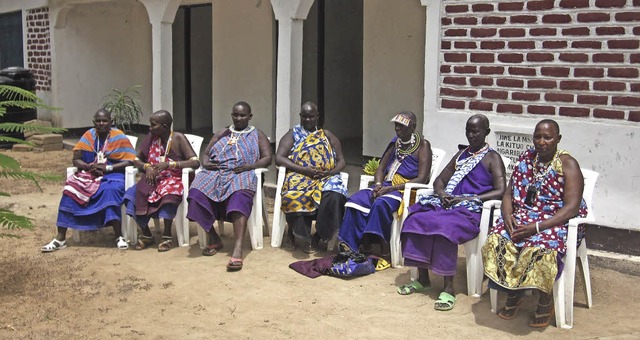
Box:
[51,0,152,128]
[362,0,425,157]
[212,0,275,137]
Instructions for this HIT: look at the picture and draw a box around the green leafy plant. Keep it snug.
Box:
[363,157,380,176]
[101,85,144,133]
[0,85,64,238]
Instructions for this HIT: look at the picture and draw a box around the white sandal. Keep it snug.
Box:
[116,236,129,250]
[41,238,67,252]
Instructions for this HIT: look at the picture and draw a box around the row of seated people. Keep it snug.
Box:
[40,103,587,328]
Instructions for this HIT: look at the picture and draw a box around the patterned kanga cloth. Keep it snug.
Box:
[482,148,588,293]
[280,125,347,214]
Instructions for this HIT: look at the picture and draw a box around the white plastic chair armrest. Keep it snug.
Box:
[359,175,374,190]
[483,200,502,210]
[66,167,78,178]
[568,217,594,229]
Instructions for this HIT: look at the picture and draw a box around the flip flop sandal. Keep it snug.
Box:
[202,243,223,256]
[498,295,524,320]
[397,280,429,295]
[157,237,174,252]
[41,238,67,252]
[434,292,456,311]
[528,304,555,328]
[226,258,243,271]
[116,236,129,250]
[375,258,391,271]
[133,235,155,251]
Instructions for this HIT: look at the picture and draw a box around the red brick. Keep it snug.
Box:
[560,80,590,90]
[509,67,537,76]
[498,53,524,63]
[470,77,494,86]
[596,27,626,35]
[443,88,477,98]
[497,103,523,114]
[446,5,469,13]
[571,41,602,49]
[559,107,590,117]
[482,90,509,99]
[543,14,572,24]
[629,111,640,122]
[593,109,625,119]
[575,68,605,78]
[578,95,609,105]
[454,17,478,25]
[513,92,540,101]
[593,53,625,62]
[632,54,640,63]
[442,17,452,26]
[497,78,525,88]
[442,99,466,110]
[545,93,575,102]
[634,26,640,35]
[596,0,627,8]
[509,41,536,49]
[472,4,494,12]
[454,66,478,74]
[529,79,557,89]
[445,29,468,37]
[560,0,590,8]
[578,12,611,22]
[593,81,627,91]
[528,0,554,10]
[441,41,451,49]
[616,12,640,22]
[443,77,467,85]
[511,15,537,24]
[543,41,568,49]
[528,105,556,115]
[441,65,451,74]
[559,53,589,62]
[481,41,505,49]
[444,53,467,62]
[609,68,640,78]
[483,16,507,24]
[562,27,590,36]
[541,67,570,77]
[612,96,640,106]
[471,53,495,63]
[635,0,640,5]
[498,2,525,11]
[530,28,557,36]
[469,101,494,111]
[454,41,477,49]
[608,40,640,49]
[500,28,526,37]
[471,28,497,38]
[527,53,555,62]
[479,66,505,75]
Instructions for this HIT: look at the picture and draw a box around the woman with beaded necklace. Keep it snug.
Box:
[337,111,432,256]
[482,119,588,328]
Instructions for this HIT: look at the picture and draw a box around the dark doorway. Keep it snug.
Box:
[0,11,24,69]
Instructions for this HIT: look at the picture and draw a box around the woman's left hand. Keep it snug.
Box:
[233,164,252,174]
[511,223,536,242]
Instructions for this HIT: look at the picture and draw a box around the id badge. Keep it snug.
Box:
[97,151,106,164]
[159,156,166,162]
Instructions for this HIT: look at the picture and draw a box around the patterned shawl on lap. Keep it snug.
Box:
[281,125,347,214]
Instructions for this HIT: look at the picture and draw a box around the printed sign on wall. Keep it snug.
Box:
[495,131,533,178]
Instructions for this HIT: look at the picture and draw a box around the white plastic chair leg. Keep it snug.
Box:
[463,238,479,297]
[389,214,403,268]
[578,243,593,308]
[175,204,189,247]
[490,288,498,313]
[72,229,80,242]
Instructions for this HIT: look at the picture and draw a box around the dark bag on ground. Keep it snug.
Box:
[328,251,376,277]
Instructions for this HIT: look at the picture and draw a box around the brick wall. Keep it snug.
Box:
[25,7,51,92]
[439,0,640,122]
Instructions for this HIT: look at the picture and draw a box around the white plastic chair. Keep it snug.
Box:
[70,134,138,242]
[484,168,598,329]
[194,167,269,250]
[124,134,203,247]
[355,147,446,268]
[271,167,349,248]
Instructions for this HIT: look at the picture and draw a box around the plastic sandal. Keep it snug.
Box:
[375,258,391,271]
[528,302,555,328]
[116,236,129,250]
[498,295,524,320]
[157,237,173,252]
[227,257,243,271]
[202,242,223,256]
[133,235,154,251]
[41,238,67,253]
[434,292,456,311]
[397,281,428,295]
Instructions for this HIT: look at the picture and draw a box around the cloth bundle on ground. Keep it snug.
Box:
[289,252,382,279]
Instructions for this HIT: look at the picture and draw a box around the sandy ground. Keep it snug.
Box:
[1,149,639,339]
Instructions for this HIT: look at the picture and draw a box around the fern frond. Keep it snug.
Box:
[0,208,34,231]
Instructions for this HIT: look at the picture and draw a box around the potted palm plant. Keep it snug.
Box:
[101,85,143,134]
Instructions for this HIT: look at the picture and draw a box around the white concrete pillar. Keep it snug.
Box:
[420,0,442,135]
[271,0,314,145]
[140,0,180,114]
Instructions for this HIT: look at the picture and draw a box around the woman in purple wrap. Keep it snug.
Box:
[186,101,272,271]
[398,114,506,311]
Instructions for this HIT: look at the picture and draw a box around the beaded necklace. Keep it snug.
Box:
[532,150,560,182]
[228,125,254,145]
[395,132,420,162]
[454,143,488,170]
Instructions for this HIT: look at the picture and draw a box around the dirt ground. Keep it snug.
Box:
[1,149,639,339]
